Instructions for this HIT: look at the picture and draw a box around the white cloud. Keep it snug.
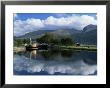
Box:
[26,18,44,27]
[14,14,97,36]
[14,19,44,36]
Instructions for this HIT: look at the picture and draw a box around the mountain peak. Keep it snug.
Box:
[83,24,97,32]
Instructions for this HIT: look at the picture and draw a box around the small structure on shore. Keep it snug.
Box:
[25,38,49,50]
[75,43,80,46]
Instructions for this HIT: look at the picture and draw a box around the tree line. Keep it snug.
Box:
[14,33,74,46]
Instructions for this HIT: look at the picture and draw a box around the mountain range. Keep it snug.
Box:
[15,24,97,45]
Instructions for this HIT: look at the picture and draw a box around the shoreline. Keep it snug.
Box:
[59,46,97,51]
[14,45,97,52]
[14,46,26,53]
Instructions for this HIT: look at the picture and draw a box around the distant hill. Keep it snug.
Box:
[15,24,97,45]
[15,30,55,39]
[73,24,97,45]
[83,24,97,32]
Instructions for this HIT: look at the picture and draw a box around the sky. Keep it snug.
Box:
[14,13,97,36]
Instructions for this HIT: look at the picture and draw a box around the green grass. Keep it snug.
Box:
[59,45,97,51]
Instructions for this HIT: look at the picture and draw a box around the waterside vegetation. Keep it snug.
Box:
[14,33,97,52]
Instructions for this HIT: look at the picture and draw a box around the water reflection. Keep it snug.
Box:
[29,50,38,59]
[14,49,97,75]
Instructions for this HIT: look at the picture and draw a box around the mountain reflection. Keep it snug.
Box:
[14,50,97,75]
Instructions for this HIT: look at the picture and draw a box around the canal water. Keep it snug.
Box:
[13,49,97,75]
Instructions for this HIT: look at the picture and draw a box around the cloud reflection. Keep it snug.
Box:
[14,55,97,75]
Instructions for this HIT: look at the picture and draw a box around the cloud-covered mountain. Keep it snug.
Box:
[15,24,97,45]
[83,24,97,32]
[73,24,97,44]
[16,30,55,39]
[14,14,97,36]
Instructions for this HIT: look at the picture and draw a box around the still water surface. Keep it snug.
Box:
[14,49,97,75]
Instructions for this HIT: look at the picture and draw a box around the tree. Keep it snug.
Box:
[36,33,54,44]
[36,33,74,46]
[61,37,73,45]
[14,39,23,46]
[51,38,61,45]
[23,39,29,44]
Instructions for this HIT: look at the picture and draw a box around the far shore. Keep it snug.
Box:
[59,45,97,51]
[14,45,97,53]
[14,46,26,53]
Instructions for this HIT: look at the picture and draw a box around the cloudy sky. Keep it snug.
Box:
[14,13,97,36]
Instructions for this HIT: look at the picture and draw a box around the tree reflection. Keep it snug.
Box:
[39,50,60,60]
[61,50,73,58]
[15,49,97,65]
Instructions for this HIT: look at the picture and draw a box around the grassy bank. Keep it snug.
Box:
[59,45,97,51]
[14,45,97,52]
